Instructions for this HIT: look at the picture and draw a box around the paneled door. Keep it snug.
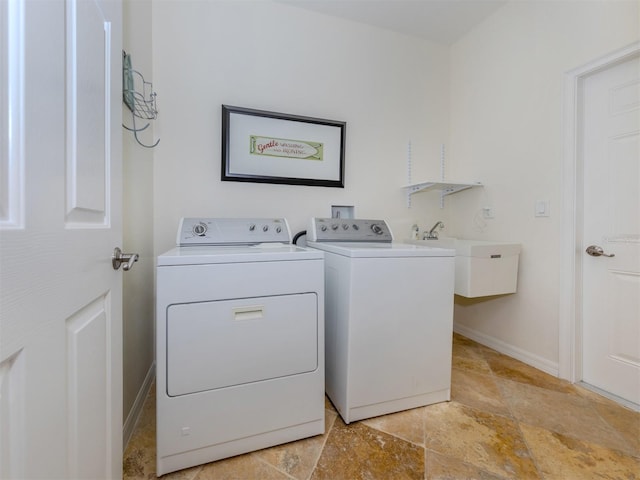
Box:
[0,0,124,478]
[581,53,640,406]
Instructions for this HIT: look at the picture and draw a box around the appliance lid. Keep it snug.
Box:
[306,241,454,258]
[158,244,324,266]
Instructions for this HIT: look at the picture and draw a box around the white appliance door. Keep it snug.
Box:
[167,293,318,396]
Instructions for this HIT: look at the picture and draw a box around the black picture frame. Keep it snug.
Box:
[221,105,345,188]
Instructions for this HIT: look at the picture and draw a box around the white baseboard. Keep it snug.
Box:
[123,362,156,450]
[453,324,559,377]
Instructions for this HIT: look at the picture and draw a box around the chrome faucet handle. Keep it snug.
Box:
[424,221,445,240]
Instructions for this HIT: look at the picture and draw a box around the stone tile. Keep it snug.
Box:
[122,446,154,480]
[452,352,493,375]
[520,423,640,480]
[591,400,640,457]
[124,340,639,479]
[123,386,157,480]
[498,379,635,456]
[453,334,498,354]
[194,455,290,480]
[423,402,538,479]
[483,351,576,394]
[425,450,510,480]
[453,333,486,349]
[310,418,424,480]
[572,383,616,405]
[452,332,472,345]
[361,406,426,446]
[452,335,494,375]
[324,394,337,413]
[165,465,204,480]
[255,409,338,479]
[573,384,640,455]
[451,368,511,417]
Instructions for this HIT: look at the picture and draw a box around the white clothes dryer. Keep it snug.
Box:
[307,217,454,424]
[156,218,324,476]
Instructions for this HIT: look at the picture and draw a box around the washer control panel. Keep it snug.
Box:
[177,218,291,246]
[307,217,393,242]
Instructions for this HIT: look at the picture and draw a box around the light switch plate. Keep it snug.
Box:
[482,206,495,219]
[535,200,550,217]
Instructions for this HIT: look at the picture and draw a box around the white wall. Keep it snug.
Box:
[122,0,155,444]
[447,0,639,372]
[151,0,451,256]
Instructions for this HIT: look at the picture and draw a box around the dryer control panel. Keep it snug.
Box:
[307,217,393,242]
[177,218,291,246]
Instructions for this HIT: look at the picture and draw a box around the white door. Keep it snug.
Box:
[0,0,124,478]
[581,53,640,406]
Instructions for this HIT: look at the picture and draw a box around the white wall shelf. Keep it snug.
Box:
[403,181,483,208]
[403,181,483,196]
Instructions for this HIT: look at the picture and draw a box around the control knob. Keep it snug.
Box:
[192,222,208,236]
[371,223,384,235]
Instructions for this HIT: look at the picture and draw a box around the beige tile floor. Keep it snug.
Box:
[123,334,640,479]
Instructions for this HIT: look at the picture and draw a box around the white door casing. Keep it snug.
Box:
[581,54,640,405]
[0,0,123,478]
[560,42,640,408]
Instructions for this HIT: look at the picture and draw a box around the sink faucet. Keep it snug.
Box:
[423,221,444,240]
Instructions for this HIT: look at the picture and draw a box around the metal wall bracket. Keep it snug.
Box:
[122,51,159,148]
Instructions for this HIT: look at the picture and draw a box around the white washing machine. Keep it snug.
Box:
[307,217,454,424]
[156,218,325,476]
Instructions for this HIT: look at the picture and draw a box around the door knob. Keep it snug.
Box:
[112,247,139,271]
[585,245,615,258]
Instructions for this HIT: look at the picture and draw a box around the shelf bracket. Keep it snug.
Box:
[403,143,482,208]
[403,181,483,206]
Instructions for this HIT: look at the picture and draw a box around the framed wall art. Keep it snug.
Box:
[221,105,346,188]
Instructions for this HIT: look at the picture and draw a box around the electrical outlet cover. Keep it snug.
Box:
[331,205,355,219]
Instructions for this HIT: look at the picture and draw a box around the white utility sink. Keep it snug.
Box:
[406,238,521,298]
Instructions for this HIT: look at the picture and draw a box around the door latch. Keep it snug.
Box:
[585,245,615,258]
[112,247,139,271]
